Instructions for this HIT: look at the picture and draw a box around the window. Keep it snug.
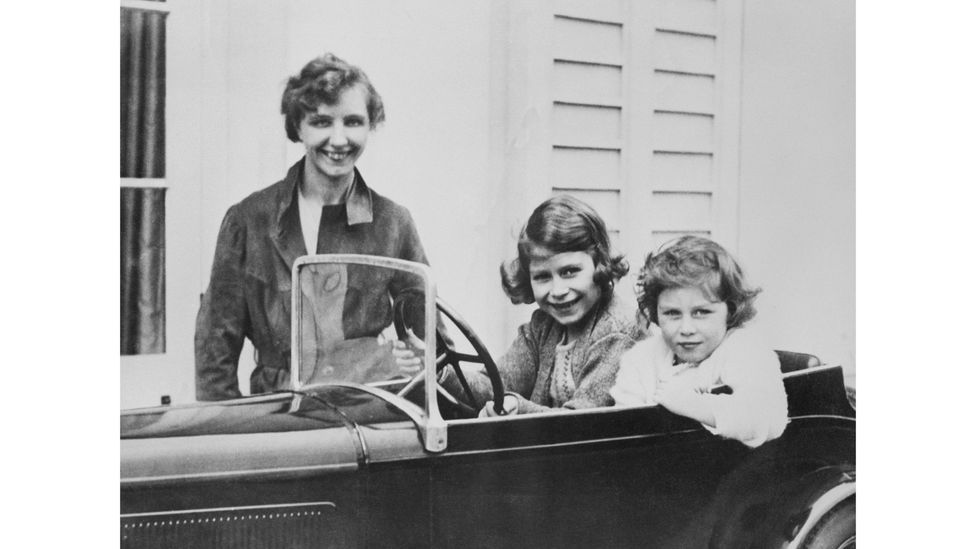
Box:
[121,1,168,355]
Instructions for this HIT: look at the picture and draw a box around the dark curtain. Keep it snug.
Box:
[121,188,166,354]
[121,7,167,355]
[121,8,165,178]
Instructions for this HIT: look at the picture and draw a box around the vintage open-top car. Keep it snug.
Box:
[121,255,855,548]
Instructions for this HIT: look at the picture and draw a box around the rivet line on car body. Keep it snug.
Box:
[124,509,328,529]
[123,501,335,519]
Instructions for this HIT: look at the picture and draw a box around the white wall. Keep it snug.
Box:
[737,0,855,381]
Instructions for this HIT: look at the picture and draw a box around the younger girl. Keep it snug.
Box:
[611,236,788,447]
[455,195,640,416]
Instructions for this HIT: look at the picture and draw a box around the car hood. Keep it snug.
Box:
[121,386,424,485]
[121,385,417,439]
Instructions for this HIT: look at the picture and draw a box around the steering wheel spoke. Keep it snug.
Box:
[392,296,505,418]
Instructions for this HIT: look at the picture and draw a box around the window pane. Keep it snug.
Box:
[121,187,166,355]
[121,7,166,178]
[121,6,167,356]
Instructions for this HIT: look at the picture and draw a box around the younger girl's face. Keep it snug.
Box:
[528,248,602,335]
[657,286,729,364]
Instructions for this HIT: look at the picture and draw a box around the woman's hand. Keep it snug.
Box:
[479,393,519,418]
[380,328,425,376]
[391,340,422,375]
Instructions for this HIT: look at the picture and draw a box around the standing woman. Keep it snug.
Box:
[195,53,429,401]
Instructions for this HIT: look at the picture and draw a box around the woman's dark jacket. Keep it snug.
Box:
[194,159,429,400]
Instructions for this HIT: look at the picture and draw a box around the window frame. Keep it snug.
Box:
[121,0,171,361]
[121,0,205,407]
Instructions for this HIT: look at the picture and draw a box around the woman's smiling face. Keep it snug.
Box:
[656,285,729,364]
[528,248,602,338]
[297,84,370,185]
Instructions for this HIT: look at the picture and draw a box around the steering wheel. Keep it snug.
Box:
[392,295,506,417]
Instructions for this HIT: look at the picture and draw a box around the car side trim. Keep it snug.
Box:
[121,501,337,519]
[121,462,358,487]
[788,414,856,422]
[440,431,674,458]
[786,480,856,549]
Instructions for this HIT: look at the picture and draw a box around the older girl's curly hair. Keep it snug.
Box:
[500,195,629,305]
[636,235,760,329]
[280,52,385,142]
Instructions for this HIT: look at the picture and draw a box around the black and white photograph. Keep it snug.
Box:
[2,0,963,546]
[114,1,862,547]
[12,0,974,544]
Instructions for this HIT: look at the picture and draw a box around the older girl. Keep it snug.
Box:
[454,195,639,416]
[611,236,788,447]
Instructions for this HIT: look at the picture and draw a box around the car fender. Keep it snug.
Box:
[784,470,855,549]
[707,460,855,549]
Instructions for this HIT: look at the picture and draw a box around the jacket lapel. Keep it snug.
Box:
[272,221,307,271]
[271,159,308,271]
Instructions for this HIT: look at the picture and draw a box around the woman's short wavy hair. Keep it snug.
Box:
[636,235,760,329]
[500,195,629,305]
[280,52,385,142]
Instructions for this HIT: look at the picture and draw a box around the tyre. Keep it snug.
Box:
[802,497,855,549]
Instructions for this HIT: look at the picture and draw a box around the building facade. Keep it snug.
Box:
[120,0,854,408]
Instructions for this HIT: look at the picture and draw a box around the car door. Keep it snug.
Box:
[427,405,749,548]
[425,364,856,549]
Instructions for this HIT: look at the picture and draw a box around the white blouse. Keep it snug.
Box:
[611,327,788,448]
[297,187,323,255]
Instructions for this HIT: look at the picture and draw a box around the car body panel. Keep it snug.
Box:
[416,365,854,548]
[122,371,853,549]
[121,391,369,548]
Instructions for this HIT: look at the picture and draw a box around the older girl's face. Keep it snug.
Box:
[528,248,601,339]
[297,85,370,185]
[657,286,729,364]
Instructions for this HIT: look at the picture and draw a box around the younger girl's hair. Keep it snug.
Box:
[500,195,629,305]
[636,235,760,329]
[280,52,386,142]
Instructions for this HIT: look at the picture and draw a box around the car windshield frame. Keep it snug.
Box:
[289,254,447,451]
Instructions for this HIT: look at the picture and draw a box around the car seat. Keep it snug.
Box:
[775,350,821,374]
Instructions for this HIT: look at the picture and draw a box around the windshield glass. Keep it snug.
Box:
[292,256,433,392]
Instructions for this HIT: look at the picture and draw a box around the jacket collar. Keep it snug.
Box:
[344,169,374,225]
[274,158,374,230]
[271,158,374,265]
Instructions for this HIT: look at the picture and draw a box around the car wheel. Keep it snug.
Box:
[802,498,855,549]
